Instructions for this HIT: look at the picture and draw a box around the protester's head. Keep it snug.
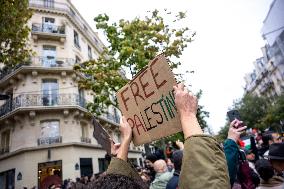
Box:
[268,142,284,173]
[155,148,166,160]
[91,173,148,189]
[262,132,273,146]
[166,158,174,171]
[153,160,167,173]
[172,150,183,172]
[76,177,80,182]
[145,154,157,168]
[271,133,282,144]
[255,159,274,181]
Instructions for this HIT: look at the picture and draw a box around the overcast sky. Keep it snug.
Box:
[71,0,272,133]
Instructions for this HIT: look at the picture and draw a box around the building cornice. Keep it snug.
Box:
[0,142,142,161]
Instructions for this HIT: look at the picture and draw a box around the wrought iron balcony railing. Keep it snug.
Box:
[0,93,87,117]
[0,147,9,155]
[0,57,75,81]
[32,56,75,67]
[29,0,104,52]
[32,23,65,35]
[37,136,62,145]
[0,61,30,81]
[81,137,91,143]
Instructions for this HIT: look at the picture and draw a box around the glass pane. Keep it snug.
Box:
[43,46,56,67]
[42,80,58,106]
[40,121,59,138]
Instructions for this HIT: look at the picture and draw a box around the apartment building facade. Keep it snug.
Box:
[0,0,143,188]
[244,0,284,98]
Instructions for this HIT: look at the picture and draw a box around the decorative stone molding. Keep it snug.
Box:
[17,74,24,80]
[61,71,67,84]
[71,73,77,80]
[9,79,15,85]
[74,110,80,119]
[13,116,22,129]
[29,111,36,126]
[63,109,69,116]
[32,71,38,83]
[80,112,84,118]
[32,34,38,41]
[63,109,69,123]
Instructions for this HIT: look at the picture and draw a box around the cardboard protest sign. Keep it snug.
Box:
[116,55,182,145]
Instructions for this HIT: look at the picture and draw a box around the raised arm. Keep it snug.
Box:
[106,116,141,180]
[174,83,230,189]
[224,120,247,186]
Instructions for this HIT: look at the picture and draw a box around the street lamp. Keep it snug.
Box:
[0,94,9,100]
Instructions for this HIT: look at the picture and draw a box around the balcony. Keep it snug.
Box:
[33,56,75,67]
[0,57,75,82]
[81,137,91,143]
[0,147,9,155]
[0,93,87,118]
[37,136,62,145]
[31,23,66,42]
[29,0,104,52]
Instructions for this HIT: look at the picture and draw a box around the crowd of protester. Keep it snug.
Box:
[24,83,284,189]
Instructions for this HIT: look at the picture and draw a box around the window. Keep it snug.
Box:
[113,108,120,123]
[1,130,10,151]
[0,169,15,189]
[128,158,138,167]
[79,89,85,107]
[40,120,60,138]
[88,45,92,59]
[70,8,76,16]
[94,37,98,44]
[42,79,58,106]
[74,30,80,49]
[98,158,109,172]
[38,120,61,145]
[75,56,81,64]
[43,17,55,23]
[44,0,54,8]
[83,25,88,31]
[81,123,88,138]
[43,46,56,67]
[80,158,93,177]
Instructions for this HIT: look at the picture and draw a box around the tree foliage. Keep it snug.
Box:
[232,94,269,130]
[262,93,284,132]
[75,10,195,115]
[0,0,32,67]
[216,93,284,142]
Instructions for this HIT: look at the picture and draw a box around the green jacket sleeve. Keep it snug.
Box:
[106,157,141,180]
[223,139,239,186]
[179,135,230,189]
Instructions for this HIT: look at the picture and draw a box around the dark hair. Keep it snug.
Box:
[255,159,274,181]
[262,133,273,146]
[155,148,165,160]
[91,174,148,189]
[76,177,80,182]
[172,150,183,172]
[146,154,158,163]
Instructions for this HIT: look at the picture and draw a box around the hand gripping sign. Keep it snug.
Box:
[116,55,182,145]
